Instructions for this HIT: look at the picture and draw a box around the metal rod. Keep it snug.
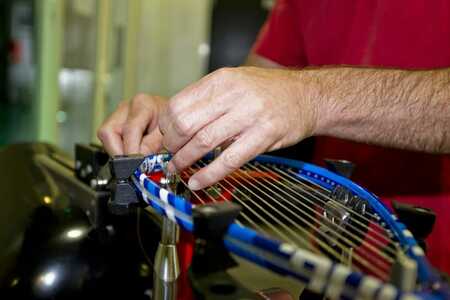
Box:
[152,218,180,300]
[35,0,64,143]
[92,0,111,143]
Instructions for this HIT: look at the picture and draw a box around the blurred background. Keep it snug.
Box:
[0,0,273,155]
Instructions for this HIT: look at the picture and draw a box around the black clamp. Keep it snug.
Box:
[189,201,258,300]
[392,200,436,252]
[74,144,111,227]
[75,143,110,185]
[324,158,355,179]
[108,155,145,215]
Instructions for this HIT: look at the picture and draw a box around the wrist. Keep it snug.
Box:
[294,69,330,138]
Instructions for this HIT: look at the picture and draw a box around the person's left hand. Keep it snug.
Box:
[159,66,318,190]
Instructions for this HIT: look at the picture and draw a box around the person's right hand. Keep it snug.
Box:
[97,94,167,156]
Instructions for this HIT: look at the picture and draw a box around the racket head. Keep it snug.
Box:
[133,153,449,300]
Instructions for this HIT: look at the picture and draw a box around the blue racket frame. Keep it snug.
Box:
[131,154,449,300]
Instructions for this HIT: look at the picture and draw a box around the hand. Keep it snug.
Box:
[159,67,317,190]
[98,94,167,156]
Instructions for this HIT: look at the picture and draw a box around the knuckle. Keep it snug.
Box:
[251,99,265,115]
[162,138,175,152]
[166,102,182,126]
[260,119,279,136]
[132,93,150,106]
[263,120,277,132]
[122,123,136,136]
[97,127,109,142]
[261,122,279,139]
[167,100,179,118]
[171,154,185,170]
[195,129,214,149]
[172,115,192,136]
[221,151,241,171]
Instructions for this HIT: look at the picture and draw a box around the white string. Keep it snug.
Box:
[193,161,389,279]
[239,164,394,268]
[270,164,396,249]
[178,173,249,227]
[248,162,397,257]
[186,166,313,251]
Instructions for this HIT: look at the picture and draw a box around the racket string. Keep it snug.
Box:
[191,161,389,279]
[270,164,397,246]
[178,172,250,229]
[251,162,398,256]
[183,167,307,245]
[241,163,396,263]
[186,165,316,251]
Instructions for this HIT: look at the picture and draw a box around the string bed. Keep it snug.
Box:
[134,154,450,300]
[172,158,401,282]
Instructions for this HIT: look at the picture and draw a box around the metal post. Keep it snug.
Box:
[35,0,64,144]
[122,0,141,99]
[91,0,111,143]
[153,218,180,300]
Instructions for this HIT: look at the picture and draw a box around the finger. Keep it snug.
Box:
[160,97,230,153]
[167,111,247,173]
[159,70,234,153]
[165,69,226,112]
[123,95,157,154]
[187,127,272,190]
[139,128,164,155]
[97,101,129,156]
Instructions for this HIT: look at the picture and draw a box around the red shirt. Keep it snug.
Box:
[253,0,450,273]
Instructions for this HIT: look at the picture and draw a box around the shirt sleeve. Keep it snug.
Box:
[252,0,306,67]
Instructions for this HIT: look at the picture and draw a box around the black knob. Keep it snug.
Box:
[324,159,355,178]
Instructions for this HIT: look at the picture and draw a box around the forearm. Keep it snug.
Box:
[302,67,450,153]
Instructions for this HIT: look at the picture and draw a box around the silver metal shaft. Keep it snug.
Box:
[152,218,180,300]
[152,277,177,300]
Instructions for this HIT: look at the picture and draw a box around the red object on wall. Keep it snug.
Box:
[8,40,22,64]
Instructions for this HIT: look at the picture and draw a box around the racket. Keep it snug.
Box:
[132,153,449,300]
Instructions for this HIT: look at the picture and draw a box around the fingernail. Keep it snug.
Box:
[188,178,201,190]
